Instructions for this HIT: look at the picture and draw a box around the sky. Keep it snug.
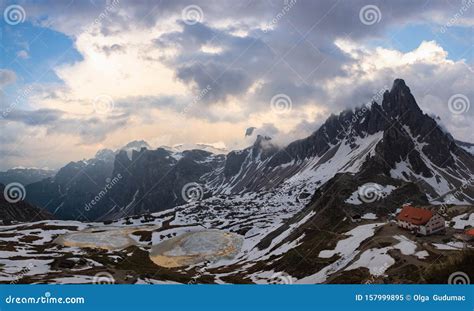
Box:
[0,0,473,170]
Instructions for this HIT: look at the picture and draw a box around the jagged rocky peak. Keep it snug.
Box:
[391,78,408,91]
[166,142,228,154]
[251,135,278,159]
[120,140,151,160]
[253,134,272,146]
[95,148,115,162]
[121,140,151,151]
[318,79,423,139]
[383,78,423,117]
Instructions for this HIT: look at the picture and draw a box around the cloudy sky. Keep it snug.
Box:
[0,0,473,170]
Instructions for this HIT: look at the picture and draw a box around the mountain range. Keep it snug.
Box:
[19,79,473,223]
[0,168,55,187]
[1,79,473,284]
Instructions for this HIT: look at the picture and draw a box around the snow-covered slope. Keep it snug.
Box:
[5,79,473,284]
[202,80,473,206]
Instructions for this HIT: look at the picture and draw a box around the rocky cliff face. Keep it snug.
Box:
[208,79,473,204]
[25,150,115,220]
[91,148,224,221]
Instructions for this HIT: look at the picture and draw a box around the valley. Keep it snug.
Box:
[1,79,473,284]
[0,200,472,284]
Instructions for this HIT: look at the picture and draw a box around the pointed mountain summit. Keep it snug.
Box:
[209,79,473,204]
[121,140,151,150]
[383,78,423,116]
[23,79,474,221]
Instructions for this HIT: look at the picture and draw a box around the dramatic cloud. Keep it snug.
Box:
[0,0,473,169]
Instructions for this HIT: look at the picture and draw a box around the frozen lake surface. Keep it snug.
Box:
[54,228,137,250]
[150,230,243,268]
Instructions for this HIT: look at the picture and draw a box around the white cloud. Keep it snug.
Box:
[44,24,186,114]
[326,40,473,141]
[1,1,473,169]
[16,50,29,59]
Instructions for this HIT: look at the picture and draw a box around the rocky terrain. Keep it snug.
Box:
[1,79,473,284]
[0,200,472,284]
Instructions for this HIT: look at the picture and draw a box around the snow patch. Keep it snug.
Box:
[319,223,384,258]
[361,213,378,220]
[345,184,396,205]
[451,213,474,230]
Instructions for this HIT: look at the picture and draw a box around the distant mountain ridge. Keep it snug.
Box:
[0,168,56,186]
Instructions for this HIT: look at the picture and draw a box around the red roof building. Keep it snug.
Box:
[396,206,433,225]
[396,205,445,235]
[466,229,474,236]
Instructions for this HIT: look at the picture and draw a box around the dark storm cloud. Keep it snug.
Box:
[176,62,253,103]
[2,108,63,125]
[11,0,474,142]
[22,0,470,48]
[23,1,471,109]
[150,1,462,110]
